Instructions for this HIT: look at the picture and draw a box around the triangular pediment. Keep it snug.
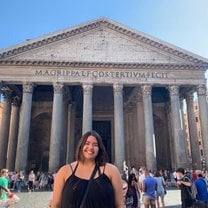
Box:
[0,18,207,66]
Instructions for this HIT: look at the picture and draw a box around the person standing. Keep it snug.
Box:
[28,170,35,192]
[154,171,166,208]
[194,170,208,206]
[142,170,157,208]
[51,130,123,208]
[16,170,24,192]
[176,167,196,208]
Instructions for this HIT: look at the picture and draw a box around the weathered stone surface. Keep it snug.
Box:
[9,28,186,64]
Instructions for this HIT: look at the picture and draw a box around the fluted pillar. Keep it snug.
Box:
[49,83,64,172]
[0,87,12,169]
[142,85,157,170]
[197,85,208,168]
[169,85,188,168]
[113,83,125,171]
[186,92,201,169]
[6,97,21,171]
[82,83,93,134]
[15,83,34,171]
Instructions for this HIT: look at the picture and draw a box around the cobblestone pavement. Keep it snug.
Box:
[9,188,181,208]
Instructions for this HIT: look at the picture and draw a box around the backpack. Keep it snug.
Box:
[184,176,197,200]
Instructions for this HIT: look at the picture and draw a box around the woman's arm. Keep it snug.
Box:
[51,165,70,208]
[142,180,146,192]
[106,164,123,208]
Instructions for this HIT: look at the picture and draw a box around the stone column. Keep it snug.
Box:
[142,85,157,170]
[66,103,72,163]
[169,85,188,168]
[66,102,76,163]
[136,90,146,166]
[197,85,208,168]
[113,83,125,172]
[15,83,34,171]
[124,106,130,165]
[6,96,21,171]
[186,92,201,169]
[179,99,190,163]
[0,87,12,169]
[124,103,135,165]
[82,83,93,134]
[49,83,64,172]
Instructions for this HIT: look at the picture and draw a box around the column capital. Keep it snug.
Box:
[12,96,21,106]
[53,83,64,94]
[23,83,34,93]
[1,86,12,99]
[169,85,179,96]
[113,83,123,95]
[82,83,93,95]
[197,85,206,96]
[141,85,152,96]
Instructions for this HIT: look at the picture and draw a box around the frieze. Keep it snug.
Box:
[35,69,168,81]
[0,60,206,70]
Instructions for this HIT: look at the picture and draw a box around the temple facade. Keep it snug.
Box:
[0,18,208,173]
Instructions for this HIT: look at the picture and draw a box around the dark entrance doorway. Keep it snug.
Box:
[92,121,112,162]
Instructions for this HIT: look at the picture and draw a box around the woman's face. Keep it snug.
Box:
[83,135,99,161]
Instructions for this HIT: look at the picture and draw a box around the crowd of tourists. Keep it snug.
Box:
[0,168,55,207]
[7,170,55,192]
[122,165,168,208]
[1,130,208,208]
[121,165,208,208]
[0,165,208,208]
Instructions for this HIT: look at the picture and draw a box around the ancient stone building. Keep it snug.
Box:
[0,18,208,172]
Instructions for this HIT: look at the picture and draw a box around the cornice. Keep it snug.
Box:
[0,60,207,70]
[0,18,207,65]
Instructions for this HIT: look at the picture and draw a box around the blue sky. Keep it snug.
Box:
[1,0,208,59]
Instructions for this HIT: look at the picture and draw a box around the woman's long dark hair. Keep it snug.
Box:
[75,130,108,166]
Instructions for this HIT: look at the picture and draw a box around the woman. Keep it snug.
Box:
[51,131,123,208]
[28,170,35,192]
[154,171,166,208]
[128,172,139,208]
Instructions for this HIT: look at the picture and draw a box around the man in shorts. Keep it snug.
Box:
[142,170,157,208]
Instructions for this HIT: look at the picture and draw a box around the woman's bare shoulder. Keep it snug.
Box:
[105,163,119,170]
[104,163,121,176]
[57,161,78,180]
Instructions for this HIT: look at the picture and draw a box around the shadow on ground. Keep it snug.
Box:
[166,206,181,208]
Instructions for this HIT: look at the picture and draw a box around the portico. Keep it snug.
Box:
[0,18,208,172]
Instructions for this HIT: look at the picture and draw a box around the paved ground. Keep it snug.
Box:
[9,188,182,208]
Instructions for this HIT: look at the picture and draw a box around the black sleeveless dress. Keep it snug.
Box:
[61,163,115,208]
